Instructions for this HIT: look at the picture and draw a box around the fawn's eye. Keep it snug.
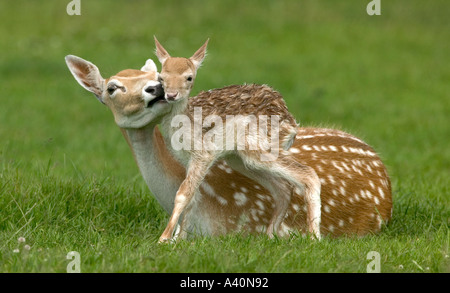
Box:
[186,76,193,82]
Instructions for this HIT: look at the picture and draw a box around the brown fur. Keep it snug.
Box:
[188,84,298,147]
[162,58,196,75]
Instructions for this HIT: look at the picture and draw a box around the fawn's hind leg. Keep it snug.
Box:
[233,152,321,239]
[275,155,322,239]
[225,155,287,236]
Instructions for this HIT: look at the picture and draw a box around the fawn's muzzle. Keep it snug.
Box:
[165,92,179,102]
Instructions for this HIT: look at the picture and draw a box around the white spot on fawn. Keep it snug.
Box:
[316,164,324,173]
[378,187,385,199]
[234,192,248,206]
[374,196,380,205]
[217,196,228,205]
[202,182,216,197]
[366,150,376,157]
[360,190,367,199]
[255,200,265,211]
[302,145,312,151]
[332,161,344,173]
[290,147,300,154]
[376,215,383,230]
[327,175,336,184]
[342,162,351,171]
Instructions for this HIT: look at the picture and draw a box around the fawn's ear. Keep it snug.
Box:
[65,55,104,102]
[190,39,209,70]
[154,36,171,65]
[141,59,158,72]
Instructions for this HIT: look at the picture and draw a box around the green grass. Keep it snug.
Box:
[0,0,449,272]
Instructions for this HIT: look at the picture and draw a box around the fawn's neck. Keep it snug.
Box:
[159,98,193,166]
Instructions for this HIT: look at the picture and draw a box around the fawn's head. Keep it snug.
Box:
[65,55,170,128]
[154,37,208,103]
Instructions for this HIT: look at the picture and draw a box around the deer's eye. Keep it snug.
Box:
[186,76,193,82]
[107,87,116,95]
[107,84,118,95]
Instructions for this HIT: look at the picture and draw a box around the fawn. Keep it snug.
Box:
[153,37,321,242]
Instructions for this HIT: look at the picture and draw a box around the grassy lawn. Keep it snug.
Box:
[0,0,448,272]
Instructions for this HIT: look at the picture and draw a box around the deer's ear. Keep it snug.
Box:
[65,55,104,102]
[154,36,171,65]
[190,38,209,69]
[141,59,158,73]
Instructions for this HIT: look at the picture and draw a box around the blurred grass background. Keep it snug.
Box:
[0,0,448,272]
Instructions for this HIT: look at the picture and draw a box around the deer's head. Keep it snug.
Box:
[65,55,170,128]
[154,37,208,104]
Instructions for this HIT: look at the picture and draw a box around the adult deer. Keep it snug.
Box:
[154,38,322,242]
[65,55,392,241]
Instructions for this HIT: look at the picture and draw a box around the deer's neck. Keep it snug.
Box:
[121,125,185,213]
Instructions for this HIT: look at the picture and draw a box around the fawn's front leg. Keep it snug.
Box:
[159,155,214,243]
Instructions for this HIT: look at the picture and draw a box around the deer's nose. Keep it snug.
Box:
[144,84,163,96]
[166,92,178,101]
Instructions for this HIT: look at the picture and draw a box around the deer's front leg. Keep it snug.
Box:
[159,155,214,243]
